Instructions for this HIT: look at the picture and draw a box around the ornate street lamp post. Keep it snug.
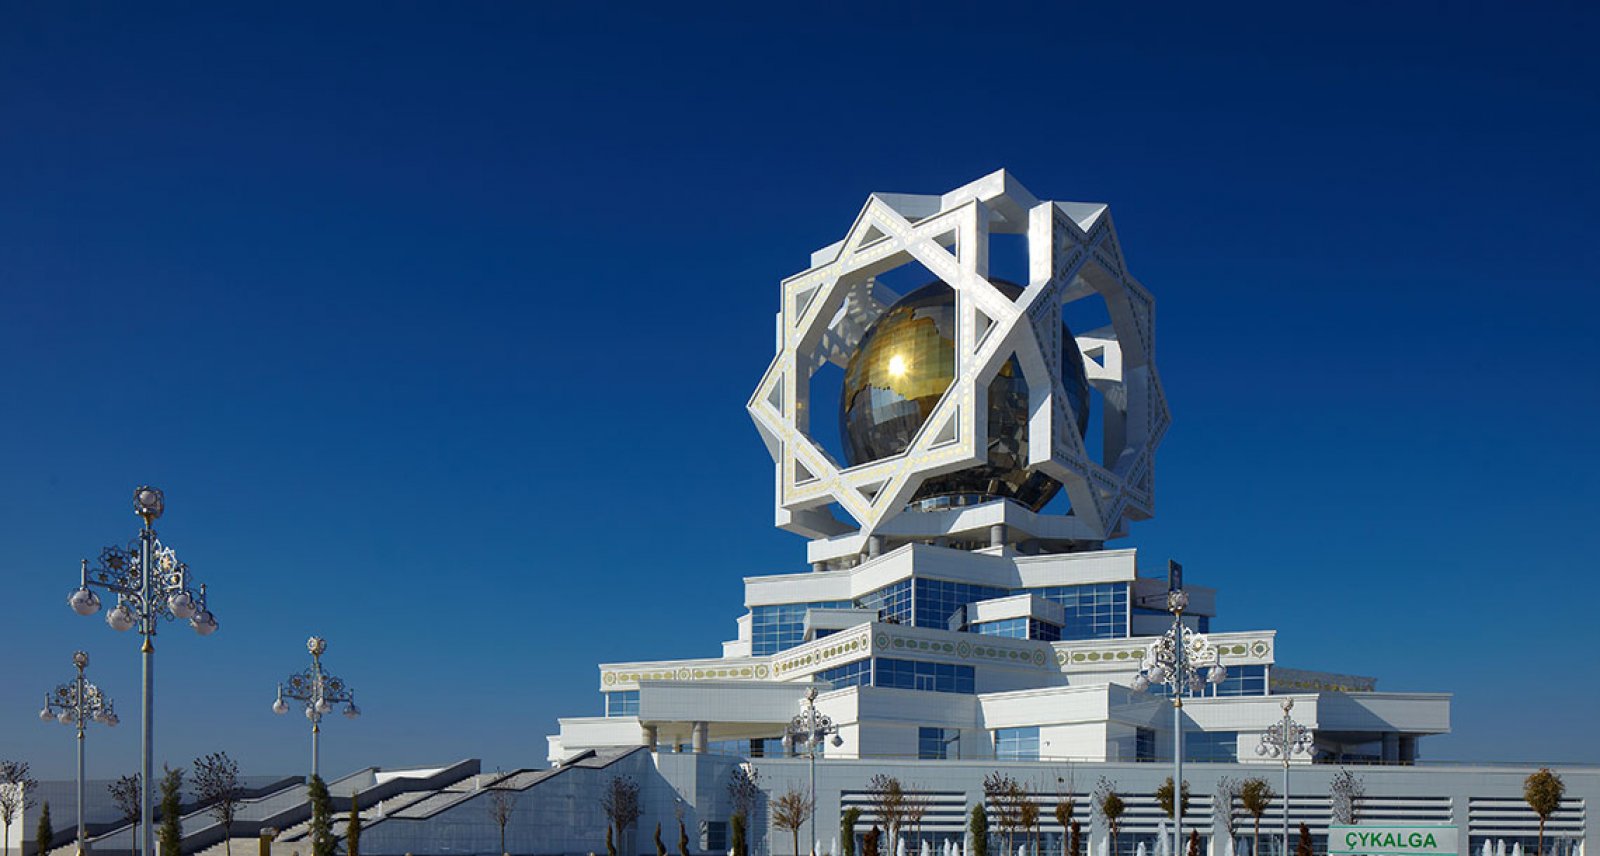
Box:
[273,636,360,780]
[1132,562,1227,856]
[782,688,842,856]
[1256,698,1314,856]
[68,486,217,856]
[40,651,118,856]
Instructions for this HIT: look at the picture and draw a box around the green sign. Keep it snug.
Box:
[1329,826,1459,856]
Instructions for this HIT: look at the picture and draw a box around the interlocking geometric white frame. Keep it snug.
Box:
[748,171,1169,543]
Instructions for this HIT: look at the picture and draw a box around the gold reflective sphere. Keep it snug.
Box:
[840,280,1090,511]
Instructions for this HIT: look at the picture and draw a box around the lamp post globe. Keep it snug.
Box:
[273,636,362,781]
[68,487,215,856]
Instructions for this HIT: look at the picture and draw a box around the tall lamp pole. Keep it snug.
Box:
[273,636,360,780]
[39,651,118,856]
[1131,561,1227,856]
[68,487,217,856]
[782,688,842,856]
[1255,698,1313,856]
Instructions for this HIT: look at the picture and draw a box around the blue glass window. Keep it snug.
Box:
[972,617,1062,641]
[1186,731,1238,762]
[1027,583,1129,640]
[604,690,639,717]
[1197,615,1211,633]
[857,581,914,625]
[995,726,1040,761]
[1209,664,1267,697]
[919,726,952,760]
[751,601,852,655]
[973,617,1029,638]
[874,658,975,694]
[1135,727,1156,762]
[914,579,1012,629]
[706,822,728,851]
[818,658,872,690]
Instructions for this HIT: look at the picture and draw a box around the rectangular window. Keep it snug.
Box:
[1185,731,1238,762]
[817,658,871,690]
[1209,665,1267,697]
[995,726,1040,761]
[873,658,975,694]
[973,617,1030,638]
[913,579,1012,629]
[1027,583,1129,640]
[705,822,728,852]
[1135,727,1156,762]
[918,727,950,760]
[857,580,914,625]
[604,690,639,718]
[750,601,852,655]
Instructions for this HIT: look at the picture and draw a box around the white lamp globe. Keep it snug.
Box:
[1131,673,1149,692]
[316,698,332,714]
[343,704,360,720]
[70,588,101,616]
[1208,664,1228,684]
[305,707,317,721]
[273,699,289,715]
[57,710,73,725]
[107,713,119,727]
[107,605,134,632]
[39,708,53,722]
[191,611,217,636]
[168,592,196,619]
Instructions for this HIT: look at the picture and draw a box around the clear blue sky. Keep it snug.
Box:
[3,3,1597,780]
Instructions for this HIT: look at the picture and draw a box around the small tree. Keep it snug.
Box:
[1053,798,1073,837]
[655,822,668,856]
[861,827,880,856]
[35,803,52,856]
[1155,778,1191,823]
[729,766,761,856]
[1189,830,1201,856]
[346,792,362,856]
[842,807,863,856]
[1093,779,1124,856]
[1524,768,1565,856]
[868,776,906,852]
[1294,824,1312,856]
[158,766,183,856]
[601,776,642,855]
[1069,821,1081,856]
[0,760,39,856]
[771,787,815,856]
[1214,778,1241,846]
[968,806,988,856]
[983,774,1026,856]
[606,827,617,856]
[108,774,141,834]
[193,752,243,856]
[1329,770,1364,827]
[306,775,335,856]
[1019,798,1040,856]
[1239,779,1273,856]
[730,813,747,856]
[904,790,932,850]
[488,789,517,856]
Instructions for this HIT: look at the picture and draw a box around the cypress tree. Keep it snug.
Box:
[345,792,361,856]
[158,767,184,856]
[306,775,335,856]
[968,806,988,856]
[34,803,52,856]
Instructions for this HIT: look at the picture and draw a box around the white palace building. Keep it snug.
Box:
[35,173,1597,856]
